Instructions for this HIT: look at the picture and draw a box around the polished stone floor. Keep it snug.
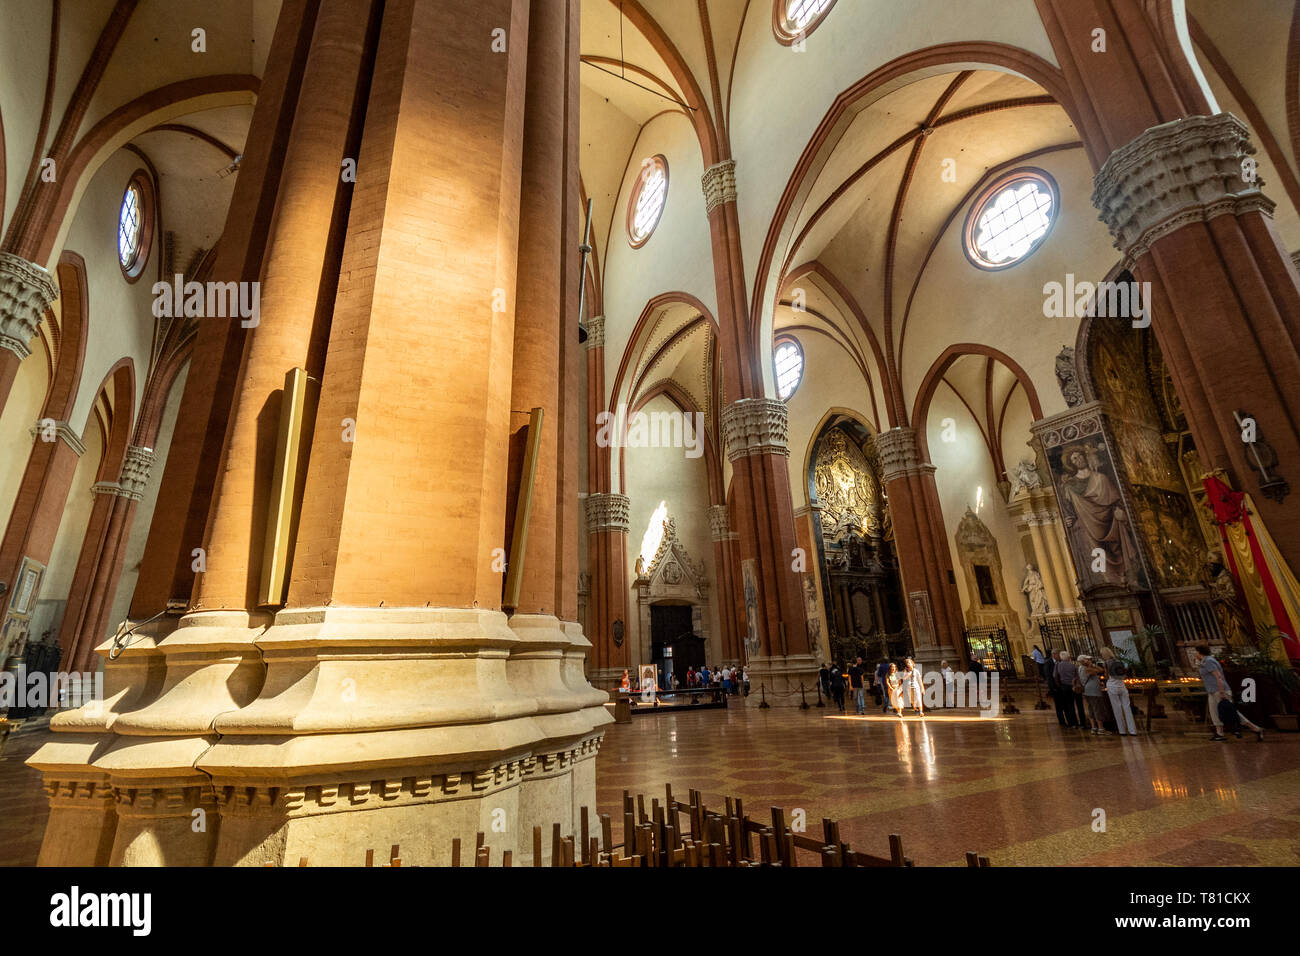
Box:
[596,704,1300,866]
[2,703,1298,866]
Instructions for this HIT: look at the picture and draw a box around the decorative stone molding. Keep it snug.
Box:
[584,314,604,350]
[701,158,738,214]
[91,481,121,497]
[707,504,730,541]
[1055,346,1085,408]
[117,445,155,500]
[873,427,933,482]
[1030,400,1107,451]
[720,398,788,461]
[0,252,58,360]
[1092,113,1275,265]
[1291,249,1300,273]
[584,492,630,534]
[42,777,117,811]
[28,418,86,456]
[209,737,604,819]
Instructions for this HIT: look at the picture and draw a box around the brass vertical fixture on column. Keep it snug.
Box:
[577,198,594,342]
[259,367,316,607]
[503,407,544,611]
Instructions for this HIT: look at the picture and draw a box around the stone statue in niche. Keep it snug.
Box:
[1022,564,1049,618]
[1056,346,1085,408]
[635,555,645,578]
[1009,459,1044,499]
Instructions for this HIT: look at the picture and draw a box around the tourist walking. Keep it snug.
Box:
[902,657,926,716]
[886,663,905,718]
[876,659,892,712]
[849,657,867,714]
[1099,647,1138,736]
[1194,644,1263,742]
[829,662,846,712]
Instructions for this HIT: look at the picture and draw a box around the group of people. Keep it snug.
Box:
[618,664,750,696]
[1035,642,1264,741]
[1035,645,1138,736]
[683,664,747,695]
[819,657,964,718]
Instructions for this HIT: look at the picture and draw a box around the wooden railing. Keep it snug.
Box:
[271,785,992,867]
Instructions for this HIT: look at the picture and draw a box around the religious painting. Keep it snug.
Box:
[973,564,997,606]
[907,591,936,647]
[1047,437,1148,591]
[1130,485,1205,588]
[742,559,761,656]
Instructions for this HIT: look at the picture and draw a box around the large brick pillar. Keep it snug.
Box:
[1038,0,1300,575]
[0,253,58,415]
[720,398,817,704]
[27,0,323,867]
[584,491,630,686]
[874,427,965,669]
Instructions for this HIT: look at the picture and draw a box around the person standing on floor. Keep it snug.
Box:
[886,663,905,719]
[1053,651,1082,729]
[829,661,846,713]
[1194,644,1264,742]
[876,659,892,712]
[1078,655,1110,735]
[903,657,926,716]
[849,657,867,715]
[940,659,955,708]
[819,662,830,700]
[1099,646,1138,736]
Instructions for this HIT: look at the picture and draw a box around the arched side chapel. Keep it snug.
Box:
[0,0,1293,866]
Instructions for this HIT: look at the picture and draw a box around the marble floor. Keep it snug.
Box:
[2,703,1298,866]
[596,704,1300,866]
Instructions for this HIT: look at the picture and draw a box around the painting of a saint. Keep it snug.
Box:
[1056,441,1142,589]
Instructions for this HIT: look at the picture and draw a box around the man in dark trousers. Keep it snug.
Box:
[875,659,891,712]
[1046,649,1069,726]
[848,657,866,715]
[829,662,846,713]
[818,662,830,701]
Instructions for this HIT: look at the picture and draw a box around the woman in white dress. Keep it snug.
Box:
[903,657,926,716]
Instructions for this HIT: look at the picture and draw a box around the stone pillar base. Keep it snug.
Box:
[744,653,819,708]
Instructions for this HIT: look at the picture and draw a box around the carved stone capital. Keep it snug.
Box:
[1093,113,1274,264]
[584,314,604,350]
[874,427,933,482]
[702,159,738,214]
[720,398,788,461]
[117,444,156,501]
[585,493,630,534]
[707,504,730,541]
[1030,400,1107,451]
[28,418,86,456]
[0,253,58,361]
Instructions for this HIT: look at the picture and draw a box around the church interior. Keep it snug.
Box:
[1,0,1300,874]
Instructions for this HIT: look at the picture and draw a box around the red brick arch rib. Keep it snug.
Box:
[27,74,259,266]
[605,0,720,166]
[910,344,1044,464]
[45,252,90,421]
[749,42,1091,385]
